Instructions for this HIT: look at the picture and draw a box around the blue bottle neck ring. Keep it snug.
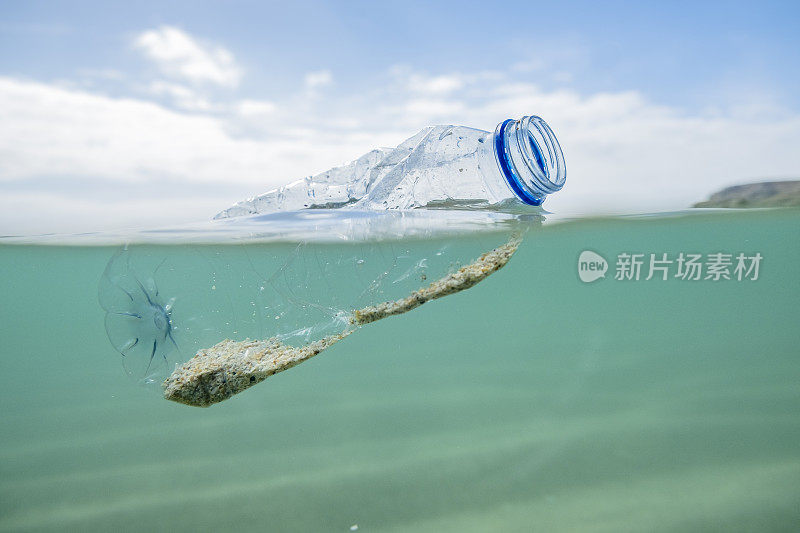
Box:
[493,116,566,206]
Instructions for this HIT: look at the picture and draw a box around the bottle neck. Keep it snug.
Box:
[493,116,566,206]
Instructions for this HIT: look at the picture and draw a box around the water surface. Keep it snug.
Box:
[1,209,798,532]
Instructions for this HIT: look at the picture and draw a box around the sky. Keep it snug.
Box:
[1,0,799,234]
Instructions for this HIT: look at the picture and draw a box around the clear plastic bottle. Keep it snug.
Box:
[214,115,566,219]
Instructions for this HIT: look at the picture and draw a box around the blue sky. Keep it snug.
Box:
[1,0,799,233]
[4,1,799,108]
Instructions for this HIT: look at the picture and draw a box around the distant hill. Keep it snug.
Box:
[693,180,800,208]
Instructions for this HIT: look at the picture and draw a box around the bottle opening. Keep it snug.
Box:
[494,115,566,205]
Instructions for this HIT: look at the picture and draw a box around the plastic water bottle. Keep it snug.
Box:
[214,115,566,219]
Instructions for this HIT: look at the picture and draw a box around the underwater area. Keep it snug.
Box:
[1,208,799,532]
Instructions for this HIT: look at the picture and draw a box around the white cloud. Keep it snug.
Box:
[407,73,464,95]
[0,77,371,185]
[402,98,465,121]
[304,70,333,91]
[1,64,800,234]
[236,99,277,117]
[147,81,211,111]
[0,77,376,233]
[133,26,242,87]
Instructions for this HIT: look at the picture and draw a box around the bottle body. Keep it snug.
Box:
[214,116,565,219]
[353,125,515,210]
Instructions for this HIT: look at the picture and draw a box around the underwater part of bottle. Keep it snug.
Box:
[214,115,566,218]
[98,230,522,387]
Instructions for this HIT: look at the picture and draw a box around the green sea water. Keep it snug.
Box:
[1,209,799,532]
